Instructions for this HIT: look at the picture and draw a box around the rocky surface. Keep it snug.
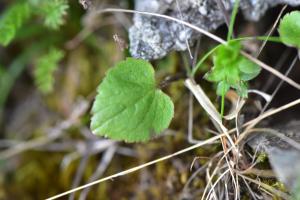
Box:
[129,0,300,60]
[247,120,300,190]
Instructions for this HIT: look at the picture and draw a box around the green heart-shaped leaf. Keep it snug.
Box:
[91,58,174,142]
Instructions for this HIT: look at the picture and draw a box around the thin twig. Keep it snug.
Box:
[188,38,201,144]
[96,8,225,44]
[79,145,117,200]
[236,98,300,144]
[69,149,91,200]
[205,169,230,200]
[205,162,220,200]
[255,5,287,58]
[201,149,234,200]
[175,0,193,59]
[241,51,300,90]
[260,55,298,114]
[0,100,89,160]
[242,177,259,200]
[182,153,222,194]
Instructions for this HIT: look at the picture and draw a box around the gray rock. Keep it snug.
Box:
[129,0,300,60]
[247,120,300,191]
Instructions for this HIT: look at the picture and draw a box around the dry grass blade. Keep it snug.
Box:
[184,78,222,127]
[95,8,225,44]
[96,8,300,90]
[201,148,233,200]
[79,145,117,200]
[237,98,300,143]
[241,52,300,90]
[45,134,224,200]
[255,5,287,57]
[181,152,223,195]
[184,76,240,194]
[261,55,298,114]
[224,93,245,120]
[205,164,218,200]
[205,169,230,200]
[184,76,239,175]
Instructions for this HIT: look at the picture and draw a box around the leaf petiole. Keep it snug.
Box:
[220,92,225,118]
[227,0,240,41]
[191,36,281,77]
[191,45,220,76]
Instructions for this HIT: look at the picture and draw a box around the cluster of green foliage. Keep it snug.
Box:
[204,41,260,98]
[34,48,64,93]
[0,0,69,104]
[0,2,31,46]
[91,9,300,142]
[0,0,68,46]
[1,1,300,143]
[29,0,69,30]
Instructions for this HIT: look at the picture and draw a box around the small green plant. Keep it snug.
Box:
[256,152,268,163]
[32,0,69,29]
[0,0,69,46]
[0,2,31,46]
[0,0,69,107]
[2,1,299,144]
[192,0,260,116]
[204,40,261,115]
[91,58,174,142]
[204,40,261,98]
[34,48,64,93]
[90,0,260,142]
[90,42,261,142]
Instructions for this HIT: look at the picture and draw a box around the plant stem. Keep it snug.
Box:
[220,92,225,118]
[191,36,281,76]
[227,0,240,41]
[191,45,219,76]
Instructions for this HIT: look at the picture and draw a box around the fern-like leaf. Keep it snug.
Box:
[0,3,31,46]
[38,0,69,30]
[34,48,64,93]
